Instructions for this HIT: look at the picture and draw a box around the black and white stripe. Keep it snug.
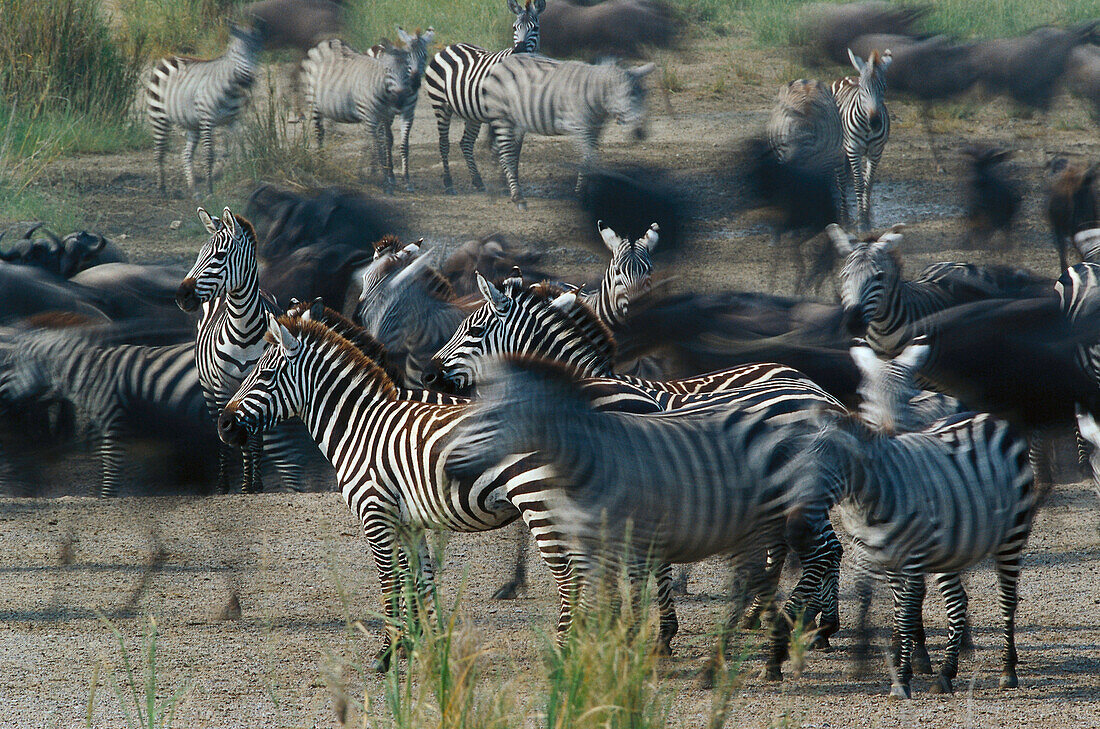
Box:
[0,330,206,498]
[176,207,307,493]
[301,39,412,193]
[794,410,1035,698]
[831,49,892,231]
[582,222,657,329]
[766,78,845,199]
[422,0,545,193]
[146,23,264,195]
[481,55,654,207]
[367,28,435,192]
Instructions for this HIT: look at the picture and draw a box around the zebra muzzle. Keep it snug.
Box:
[176,279,200,312]
[218,409,248,447]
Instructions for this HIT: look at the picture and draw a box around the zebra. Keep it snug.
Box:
[444,355,837,683]
[793,409,1035,698]
[581,221,657,329]
[146,23,265,196]
[1075,227,1100,263]
[766,78,845,208]
[831,49,892,231]
[367,28,436,192]
[423,0,545,194]
[850,337,962,435]
[216,313,676,668]
[301,39,412,193]
[175,206,310,493]
[0,327,211,498]
[1056,260,1100,479]
[425,274,848,637]
[481,55,654,208]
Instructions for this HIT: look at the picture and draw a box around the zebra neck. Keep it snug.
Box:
[223,269,268,341]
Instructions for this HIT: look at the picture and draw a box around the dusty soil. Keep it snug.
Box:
[2,34,1100,727]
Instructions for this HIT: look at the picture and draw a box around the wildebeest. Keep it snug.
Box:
[1066,43,1100,121]
[1,225,127,278]
[962,145,1022,248]
[1047,157,1099,270]
[577,165,684,254]
[795,1,928,67]
[440,233,550,297]
[242,0,343,52]
[538,0,681,58]
[259,243,374,311]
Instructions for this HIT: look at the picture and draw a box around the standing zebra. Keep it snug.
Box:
[481,55,654,208]
[175,206,309,493]
[831,49,892,231]
[0,328,212,498]
[582,222,657,329]
[423,0,545,194]
[146,23,265,196]
[367,28,436,192]
[444,356,836,683]
[794,409,1035,698]
[766,78,845,205]
[850,337,962,435]
[301,39,412,193]
[217,314,638,669]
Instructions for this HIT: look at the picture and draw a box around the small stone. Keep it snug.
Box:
[168,220,182,230]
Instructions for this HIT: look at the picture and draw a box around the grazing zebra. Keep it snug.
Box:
[444,356,836,682]
[0,328,210,498]
[175,206,309,493]
[581,221,657,329]
[794,409,1035,698]
[301,39,412,193]
[831,49,892,231]
[481,55,654,208]
[217,314,670,668]
[766,78,845,208]
[423,0,545,194]
[146,23,265,195]
[367,28,435,192]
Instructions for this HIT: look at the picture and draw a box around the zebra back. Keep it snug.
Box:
[302,39,411,123]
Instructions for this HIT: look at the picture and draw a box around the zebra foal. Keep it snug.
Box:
[423,0,545,194]
[793,409,1035,698]
[481,55,654,208]
[831,48,892,231]
[301,39,412,193]
[146,23,265,196]
[445,356,833,682]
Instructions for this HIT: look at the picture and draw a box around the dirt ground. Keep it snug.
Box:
[2,34,1100,727]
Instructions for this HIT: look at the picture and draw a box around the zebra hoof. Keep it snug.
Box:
[887,684,912,701]
[654,640,673,658]
[999,671,1019,689]
[695,666,717,690]
[929,674,953,694]
[491,580,521,600]
[912,644,933,675]
[759,665,783,682]
[444,186,457,196]
[371,647,392,673]
[404,184,414,193]
[472,180,486,192]
[809,634,832,652]
[514,199,528,211]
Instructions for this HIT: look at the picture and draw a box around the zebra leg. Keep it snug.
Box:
[408,529,437,629]
[201,120,215,196]
[435,107,456,194]
[699,556,768,689]
[459,120,485,191]
[888,573,922,699]
[522,508,579,641]
[399,110,414,192]
[860,152,879,231]
[995,547,1023,689]
[492,522,528,600]
[847,149,868,232]
[380,117,397,193]
[1027,431,1053,494]
[311,107,325,148]
[573,126,600,195]
[929,572,968,694]
[242,432,264,494]
[493,124,526,209]
[182,130,199,196]
[653,562,679,656]
[153,120,171,195]
[1077,427,1093,479]
[363,509,403,672]
[98,423,124,499]
[741,543,785,630]
[670,565,691,595]
[889,572,931,674]
[809,524,843,650]
[851,553,878,675]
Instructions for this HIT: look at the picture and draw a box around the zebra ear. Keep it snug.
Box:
[873,230,903,253]
[476,271,510,314]
[396,26,413,45]
[268,313,299,356]
[507,0,523,14]
[308,297,325,320]
[629,63,656,79]
[597,220,620,253]
[221,207,238,236]
[197,207,218,235]
[534,0,545,12]
[849,342,881,378]
[896,337,930,370]
[639,223,659,252]
[847,48,866,73]
[422,27,436,44]
[550,291,577,311]
[826,224,854,255]
[878,49,893,72]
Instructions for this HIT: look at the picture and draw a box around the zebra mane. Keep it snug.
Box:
[285,300,406,384]
[20,311,101,330]
[231,213,259,247]
[270,316,399,400]
[489,354,599,408]
[526,285,618,366]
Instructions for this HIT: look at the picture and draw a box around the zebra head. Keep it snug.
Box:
[227,22,266,86]
[598,221,657,321]
[424,271,522,394]
[829,223,904,336]
[444,355,587,480]
[602,61,655,141]
[847,48,891,132]
[375,43,413,102]
[396,27,435,86]
[851,337,930,435]
[177,207,259,312]
[219,313,304,446]
[508,0,545,53]
[0,337,52,405]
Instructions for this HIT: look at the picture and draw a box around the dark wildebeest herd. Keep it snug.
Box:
[2,0,1099,704]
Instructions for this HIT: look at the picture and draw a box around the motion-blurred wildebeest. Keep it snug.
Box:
[962,145,1022,248]
[794,1,928,67]
[577,165,684,254]
[538,0,682,58]
[1047,156,1099,270]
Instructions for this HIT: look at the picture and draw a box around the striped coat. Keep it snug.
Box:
[146,23,265,194]
[481,55,654,207]
[831,49,892,230]
[367,28,435,191]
